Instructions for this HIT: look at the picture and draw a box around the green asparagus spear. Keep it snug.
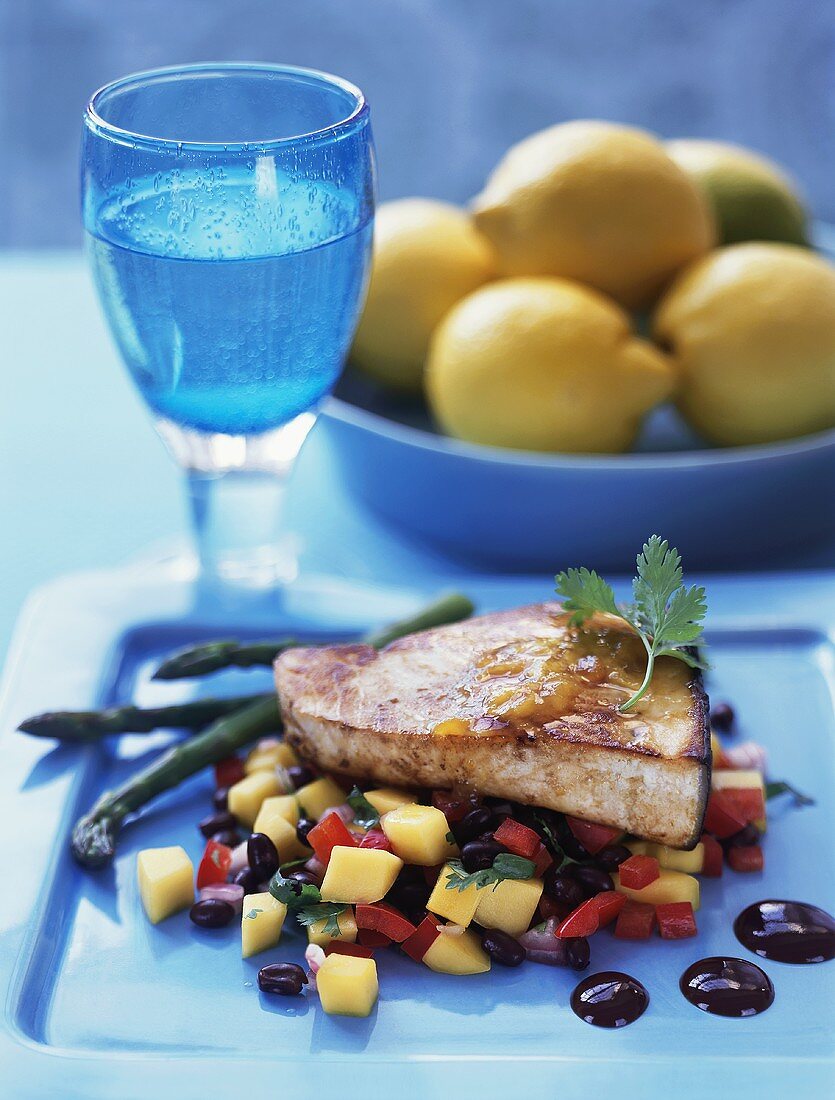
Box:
[152,591,475,680]
[18,693,270,743]
[71,696,281,869]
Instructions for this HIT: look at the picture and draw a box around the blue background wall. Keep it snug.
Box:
[2,0,833,248]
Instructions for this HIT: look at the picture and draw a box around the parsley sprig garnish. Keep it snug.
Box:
[445,853,535,893]
[296,903,348,937]
[555,535,707,713]
[347,786,380,829]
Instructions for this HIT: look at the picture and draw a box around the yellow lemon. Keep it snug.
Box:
[666,139,809,247]
[653,243,835,446]
[351,199,496,392]
[471,120,714,310]
[426,277,675,454]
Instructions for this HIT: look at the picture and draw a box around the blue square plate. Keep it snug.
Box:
[1,565,834,1098]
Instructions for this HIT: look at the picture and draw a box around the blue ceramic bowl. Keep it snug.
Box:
[320,227,835,572]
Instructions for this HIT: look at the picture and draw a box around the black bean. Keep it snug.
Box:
[189,898,235,928]
[212,787,230,813]
[543,869,585,910]
[594,844,632,872]
[211,828,241,848]
[485,799,514,822]
[285,868,320,888]
[296,817,315,846]
[233,867,260,893]
[453,807,494,846]
[722,823,761,850]
[482,929,525,967]
[287,764,314,790]
[390,880,430,914]
[711,701,735,732]
[199,810,238,839]
[461,839,503,873]
[564,937,591,971]
[247,833,280,880]
[258,962,308,996]
[563,863,613,899]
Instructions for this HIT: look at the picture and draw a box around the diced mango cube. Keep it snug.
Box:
[245,740,299,774]
[426,863,481,926]
[381,803,457,865]
[423,925,491,975]
[253,798,306,861]
[137,846,194,924]
[319,847,403,904]
[295,776,347,821]
[228,771,282,827]
[613,867,700,910]
[317,954,378,1017]
[712,768,767,831]
[307,907,358,947]
[241,892,287,958]
[474,876,543,937]
[364,787,417,815]
[255,793,299,827]
[627,840,705,874]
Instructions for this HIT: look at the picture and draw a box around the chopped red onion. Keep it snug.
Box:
[724,740,768,772]
[199,883,245,913]
[321,803,355,825]
[304,855,326,879]
[518,919,571,966]
[229,841,249,876]
[305,944,326,974]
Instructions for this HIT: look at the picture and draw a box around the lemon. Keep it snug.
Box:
[351,199,496,392]
[654,243,835,446]
[666,139,809,247]
[471,120,714,310]
[426,277,675,453]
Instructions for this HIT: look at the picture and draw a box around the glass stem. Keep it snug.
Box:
[158,411,317,590]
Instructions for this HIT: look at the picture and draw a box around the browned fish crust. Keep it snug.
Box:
[275,603,710,848]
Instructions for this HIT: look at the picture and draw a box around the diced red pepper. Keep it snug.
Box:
[357,928,392,948]
[565,817,623,856]
[700,833,724,877]
[727,844,764,873]
[703,791,747,838]
[614,900,656,940]
[721,788,766,825]
[196,839,233,889]
[307,812,358,865]
[356,902,417,943]
[401,915,441,962]
[531,842,554,878]
[214,756,245,789]
[618,854,661,891]
[431,789,478,824]
[324,941,375,958]
[359,829,394,852]
[555,891,625,938]
[493,818,541,860]
[656,901,697,939]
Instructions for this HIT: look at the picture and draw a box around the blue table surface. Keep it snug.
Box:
[3,250,835,665]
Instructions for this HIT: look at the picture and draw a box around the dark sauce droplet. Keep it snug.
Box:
[570,971,649,1028]
[734,900,835,964]
[680,956,774,1018]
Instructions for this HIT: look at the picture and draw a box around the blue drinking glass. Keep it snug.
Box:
[82,64,375,588]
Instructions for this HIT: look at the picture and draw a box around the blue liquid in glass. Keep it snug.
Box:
[86,166,372,435]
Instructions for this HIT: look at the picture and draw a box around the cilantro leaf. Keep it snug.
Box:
[269,870,321,910]
[347,786,380,829]
[444,853,535,893]
[295,903,348,937]
[244,907,263,920]
[765,780,815,807]
[555,535,708,713]
[555,567,619,626]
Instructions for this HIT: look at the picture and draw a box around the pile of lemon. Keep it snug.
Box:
[351,121,835,452]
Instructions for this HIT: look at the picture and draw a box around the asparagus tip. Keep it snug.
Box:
[71,814,120,869]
